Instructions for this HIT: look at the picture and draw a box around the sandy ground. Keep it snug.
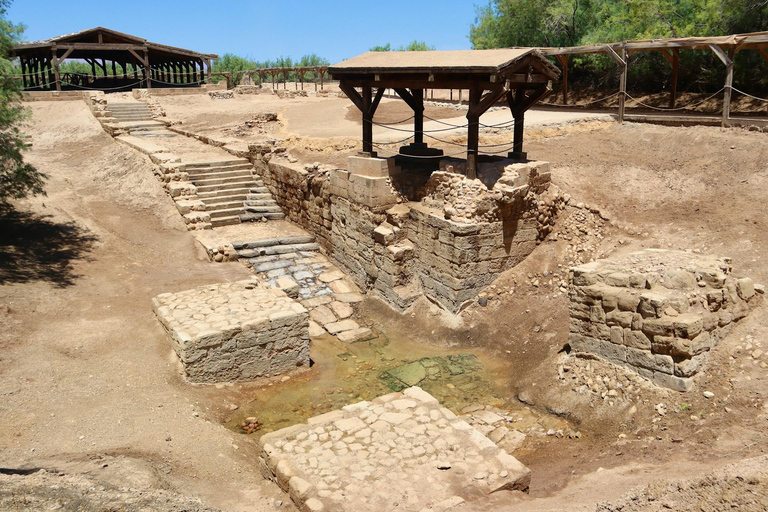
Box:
[1,93,767,511]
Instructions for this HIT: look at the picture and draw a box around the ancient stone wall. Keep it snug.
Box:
[152,280,310,383]
[568,250,764,391]
[250,149,562,313]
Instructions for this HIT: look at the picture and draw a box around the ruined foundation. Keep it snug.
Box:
[152,280,310,383]
[251,148,564,312]
[258,386,531,512]
[568,249,763,391]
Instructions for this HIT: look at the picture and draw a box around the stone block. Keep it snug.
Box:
[346,155,395,177]
[736,277,755,300]
[152,280,309,383]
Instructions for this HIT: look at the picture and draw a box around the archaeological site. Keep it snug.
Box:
[2,18,768,512]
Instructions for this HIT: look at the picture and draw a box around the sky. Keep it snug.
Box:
[8,0,481,64]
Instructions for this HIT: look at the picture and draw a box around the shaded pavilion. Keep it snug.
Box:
[13,27,217,93]
[329,49,560,179]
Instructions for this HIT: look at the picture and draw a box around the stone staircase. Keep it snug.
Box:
[107,102,153,121]
[186,159,285,228]
[101,100,165,136]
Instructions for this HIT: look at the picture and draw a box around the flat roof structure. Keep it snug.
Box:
[329,49,560,178]
[14,27,218,93]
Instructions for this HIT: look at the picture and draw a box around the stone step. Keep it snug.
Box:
[197,188,252,199]
[195,181,258,193]
[185,163,254,175]
[211,215,242,227]
[232,235,316,250]
[245,205,282,214]
[185,160,250,170]
[209,207,246,219]
[201,193,248,205]
[243,199,278,207]
[205,200,245,211]
[249,187,271,194]
[240,243,320,259]
[192,175,257,187]
[188,170,253,182]
[240,212,286,222]
[246,193,272,201]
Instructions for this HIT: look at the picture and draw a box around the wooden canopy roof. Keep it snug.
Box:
[14,26,218,62]
[329,48,560,89]
[329,49,560,178]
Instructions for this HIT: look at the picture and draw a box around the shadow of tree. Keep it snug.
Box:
[0,207,98,288]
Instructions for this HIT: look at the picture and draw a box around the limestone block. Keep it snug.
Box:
[347,156,395,177]
[736,277,755,300]
[167,181,197,198]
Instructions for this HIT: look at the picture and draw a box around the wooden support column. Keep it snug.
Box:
[669,49,679,108]
[52,46,61,91]
[339,81,384,156]
[145,49,151,89]
[556,55,569,104]
[710,44,735,127]
[320,69,325,90]
[466,86,481,180]
[619,49,628,123]
[20,58,27,89]
[413,88,424,145]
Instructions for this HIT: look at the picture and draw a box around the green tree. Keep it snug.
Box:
[0,0,45,206]
[369,41,436,52]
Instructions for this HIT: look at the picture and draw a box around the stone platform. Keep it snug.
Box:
[569,249,763,391]
[152,279,309,383]
[259,387,531,512]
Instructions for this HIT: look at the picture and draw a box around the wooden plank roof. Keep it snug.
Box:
[329,49,559,76]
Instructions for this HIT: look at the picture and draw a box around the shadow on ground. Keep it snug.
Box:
[0,207,98,287]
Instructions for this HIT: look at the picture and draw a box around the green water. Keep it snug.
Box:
[227,329,564,439]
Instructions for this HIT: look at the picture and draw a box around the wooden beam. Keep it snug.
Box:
[56,46,74,65]
[556,54,568,104]
[473,84,506,116]
[511,85,551,116]
[709,44,733,67]
[669,49,679,109]
[339,81,366,113]
[52,46,61,91]
[361,86,374,154]
[618,48,628,123]
[341,75,548,89]
[412,88,425,145]
[128,48,147,67]
[659,49,674,65]
[393,88,417,110]
[723,48,735,127]
[604,45,626,67]
[759,49,768,63]
[466,86,482,180]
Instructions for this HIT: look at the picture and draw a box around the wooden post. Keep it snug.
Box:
[320,69,324,90]
[669,49,679,109]
[466,86,481,180]
[362,86,373,153]
[145,49,151,89]
[20,58,27,89]
[413,88,424,145]
[52,46,61,92]
[618,49,628,123]
[556,55,568,104]
[723,48,735,127]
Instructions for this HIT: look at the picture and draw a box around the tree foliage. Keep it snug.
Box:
[470,0,768,92]
[0,0,45,206]
[369,40,436,51]
[211,53,331,83]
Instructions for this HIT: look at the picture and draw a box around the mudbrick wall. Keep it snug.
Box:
[568,249,764,391]
[250,146,564,313]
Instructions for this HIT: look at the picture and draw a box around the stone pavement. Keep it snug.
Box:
[259,386,531,512]
[241,246,371,342]
[152,279,309,383]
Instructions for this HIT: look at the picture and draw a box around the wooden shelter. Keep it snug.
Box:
[529,31,768,126]
[13,27,217,92]
[329,49,560,179]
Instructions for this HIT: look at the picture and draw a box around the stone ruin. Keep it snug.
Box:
[152,280,309,383]
[249,148,565,313]
[568,249,764,391]
[259,386,531,512]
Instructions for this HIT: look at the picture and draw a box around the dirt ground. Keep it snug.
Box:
[1,94,767,511]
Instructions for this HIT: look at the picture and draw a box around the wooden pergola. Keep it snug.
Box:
[13,27,217,92]
[329,49,560,179]
[529,31,768,126]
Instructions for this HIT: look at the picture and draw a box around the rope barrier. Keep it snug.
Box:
[371,115,414,126]
[730,86,768,103]
[542,91,621,108]
[623,88,725,111]
[370,142,466,159]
